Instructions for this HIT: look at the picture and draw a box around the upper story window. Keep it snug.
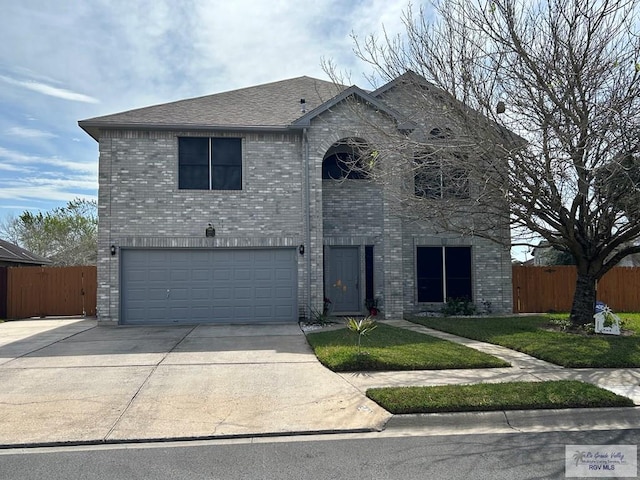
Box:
[322,152,367,180]
[178,137,242,190]
[414,152,469,199]
[322,138,370,180]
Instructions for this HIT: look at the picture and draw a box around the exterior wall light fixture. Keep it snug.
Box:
[205,223,216,237]
[110,245,117,256]
[299,244,305,255]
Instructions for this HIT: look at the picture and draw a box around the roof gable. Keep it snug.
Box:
[290,85,416,131]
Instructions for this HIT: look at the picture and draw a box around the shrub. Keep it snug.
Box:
[441,297,476,316]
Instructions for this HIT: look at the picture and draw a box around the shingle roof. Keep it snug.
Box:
[79,76,347,140]
[0,239,51,265]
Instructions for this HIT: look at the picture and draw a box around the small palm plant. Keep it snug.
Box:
[345,316,378,354]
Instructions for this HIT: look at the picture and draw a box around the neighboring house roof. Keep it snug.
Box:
[79,76,348,140]
[0,239,51,266]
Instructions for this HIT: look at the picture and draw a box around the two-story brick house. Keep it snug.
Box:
[79,72,512,325]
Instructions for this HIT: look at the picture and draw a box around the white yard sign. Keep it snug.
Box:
[594,303,621,336]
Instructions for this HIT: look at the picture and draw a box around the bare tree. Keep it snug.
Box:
[326,0,640,326]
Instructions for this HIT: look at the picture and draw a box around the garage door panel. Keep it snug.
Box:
[147,288,169,301]
[121,248,297,325]
[275,306,294,317]
[275,286,295,298]
[213,269,232,281]
[234,287,252,300]
[191,269,210,281]
[254,269,273,281]
[191,288,210,300]
[275,268,294,281]
[234,268,252,281]
[255,287,272,298]
[169,269,190,281]
[212,287,232,301]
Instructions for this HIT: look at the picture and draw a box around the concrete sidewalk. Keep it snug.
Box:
[0,318,389,447]
[347,319,640,405]
[0,317,638,449]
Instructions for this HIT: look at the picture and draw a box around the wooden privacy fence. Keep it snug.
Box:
[4,266,97,319]
[513,265,640,313]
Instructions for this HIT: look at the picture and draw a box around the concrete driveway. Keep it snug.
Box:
[0,318,390,446]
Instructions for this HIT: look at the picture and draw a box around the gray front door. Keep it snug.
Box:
[327,246,360,313]
[121,248,297,324]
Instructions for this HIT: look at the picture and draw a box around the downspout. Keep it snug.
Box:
[303,128,312,320]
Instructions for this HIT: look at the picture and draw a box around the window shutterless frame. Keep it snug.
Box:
[416,246,472,302]
[178,137,242,190]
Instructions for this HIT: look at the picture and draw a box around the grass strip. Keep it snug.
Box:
[305,323,509,371]
[366,380,634,414]
[409,314,640,368]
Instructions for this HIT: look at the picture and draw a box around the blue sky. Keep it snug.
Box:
[0,0,415,219]
[0,1,532,261]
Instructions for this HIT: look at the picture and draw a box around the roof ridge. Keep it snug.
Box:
[79,75,349,140]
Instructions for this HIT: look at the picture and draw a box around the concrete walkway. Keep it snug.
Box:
[0,318,389,447]
[338,319,640,405]
[0,317,638,448]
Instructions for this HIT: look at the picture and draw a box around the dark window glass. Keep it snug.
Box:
[322,153,366,180]
[211,138,242,190]
[416,246,472,302]
[365,245,374,301]
[416,247,444,302]
[178,137,242,190]
[415,153,469,199]
[414,159,441,198]
[178,137,209,189]
[442,168,469,199]
[445,247,472,300]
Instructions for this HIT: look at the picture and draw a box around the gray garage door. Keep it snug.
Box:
[121,248,297,325]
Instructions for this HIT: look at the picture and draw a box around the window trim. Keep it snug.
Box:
[177,136,243,191]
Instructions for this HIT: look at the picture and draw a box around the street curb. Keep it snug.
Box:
[2,407,638,450]
[385,406,640,435]
[0,427,378,451]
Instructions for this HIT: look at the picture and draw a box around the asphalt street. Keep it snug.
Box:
[1,429,638,480]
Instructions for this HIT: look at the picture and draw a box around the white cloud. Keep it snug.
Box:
[0,163,30,173]
[0,75,100,104]
[0,146,97,175]
[6,126,57,139]
[0,0,425,217]
[0,185,96,202]
[27,177,97,191]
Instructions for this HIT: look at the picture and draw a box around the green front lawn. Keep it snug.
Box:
[409,314,640,368]
[305,323,509,371]
[367,380,634,414]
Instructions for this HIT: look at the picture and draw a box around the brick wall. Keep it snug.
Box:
[96,93,512,323]
[97,129,308,323]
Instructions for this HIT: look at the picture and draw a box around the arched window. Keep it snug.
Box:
[322,139,369,180]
